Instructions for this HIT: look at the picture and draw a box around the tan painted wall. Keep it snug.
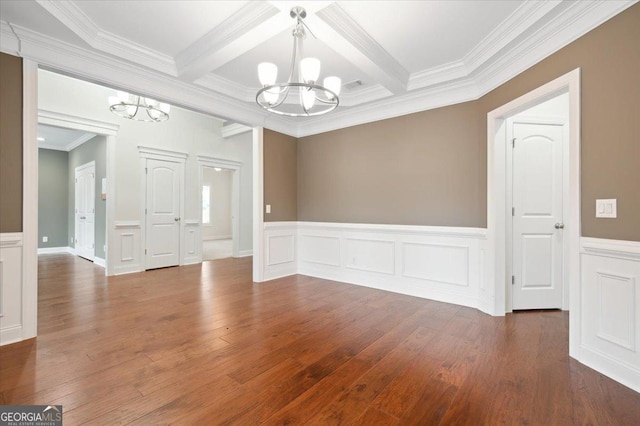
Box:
[0,53,23,233]
[264,129,297,222]
[298,103,485,226]
[290,4,640,241]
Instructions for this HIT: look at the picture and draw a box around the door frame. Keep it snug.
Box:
[74,160,96,261]
[197,155,243,259]
[486,68,581,357]
[38,109,119,274]
[506,114,570,311]
[138,146,187,270]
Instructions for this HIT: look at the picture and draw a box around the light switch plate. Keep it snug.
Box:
[265,204,271,214]
[596,199,616,218]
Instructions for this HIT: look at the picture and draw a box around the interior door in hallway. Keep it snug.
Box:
[75,161,95,261]
[145,158,181,270]
[512,121,564,310]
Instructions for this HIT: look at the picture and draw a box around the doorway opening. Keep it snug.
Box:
[486,68,580,355]
[36,114,117,273]
[202,166,234,260]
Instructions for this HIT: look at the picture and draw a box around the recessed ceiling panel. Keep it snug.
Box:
[75,0,249,56]
[38,124,95,151]
[338,0,523,72]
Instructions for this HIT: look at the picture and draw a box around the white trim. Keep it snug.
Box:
[93,256,105,268]
[115,220,141,228]
[252,127,264,282]
[581,237,640,262]
[0,233,24,247]
[237,249,253,258]
[37,109,119,276]
[138,145,188,161]
[290,221,487,239]
[197,155,242,259]
[37,246,73,255]
[38,109,119,135]
[221,123,252,138]
[22,59,39,341]
[487,69,581,349]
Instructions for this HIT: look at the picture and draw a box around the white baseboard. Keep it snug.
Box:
[237,249,253,258]
[93,256,105,267]
[203,235,232,241]
[37,246,74,255]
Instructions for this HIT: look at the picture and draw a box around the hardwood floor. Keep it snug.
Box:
[1,254,639,425]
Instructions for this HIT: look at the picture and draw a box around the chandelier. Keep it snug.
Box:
[256,6,341,117]
[108,91,170,122]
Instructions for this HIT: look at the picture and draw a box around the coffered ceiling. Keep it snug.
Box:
[0,0,635,136]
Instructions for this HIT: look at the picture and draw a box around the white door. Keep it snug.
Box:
[145,159,181,269]
[512,122,564,310]
[75,162,95,261]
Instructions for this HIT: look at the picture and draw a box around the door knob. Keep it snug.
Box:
[555,223,564,229]
[174,217,180,222]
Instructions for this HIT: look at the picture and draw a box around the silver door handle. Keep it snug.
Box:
[555,223,564,229]
[174,217,180,222]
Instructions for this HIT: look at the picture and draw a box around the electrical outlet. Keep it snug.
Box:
[42,236,48,243]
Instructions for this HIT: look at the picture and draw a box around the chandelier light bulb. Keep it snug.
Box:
[159,103,170,114]
[302,89,316,110]
[258,62,278,86]
[116,90,129,103]
[264,88,280,105]
[301,57,320,83]
[323,76,341,100]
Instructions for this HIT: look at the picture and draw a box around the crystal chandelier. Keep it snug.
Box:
[256,6,341,117]
[108,91,170,122]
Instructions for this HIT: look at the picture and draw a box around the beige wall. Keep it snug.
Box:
[285,3,640,241]
[298,103,484,226]
[264,129,297,222]
[0,53,23,233]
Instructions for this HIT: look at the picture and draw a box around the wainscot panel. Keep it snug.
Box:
[579,237,640,392]
[0,233,24,345]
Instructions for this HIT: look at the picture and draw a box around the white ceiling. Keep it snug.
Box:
[0,0,636,137]
[38,124,95,151]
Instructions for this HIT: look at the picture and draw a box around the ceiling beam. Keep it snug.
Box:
[175,2,287,82]
[311,3,409,95]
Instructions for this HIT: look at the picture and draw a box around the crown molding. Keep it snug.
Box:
[35,0,176,76]
[294,78,481,138]
[175,1,281,81]
[195,73,254,103]
[339,84,392,107]
[313,3,409,95]
[2,0,637,139]
[221,123,252,138]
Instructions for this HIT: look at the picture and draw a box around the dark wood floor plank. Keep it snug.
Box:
[0,253,637,425]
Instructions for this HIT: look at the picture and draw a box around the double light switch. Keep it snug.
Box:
[596,199,617,218]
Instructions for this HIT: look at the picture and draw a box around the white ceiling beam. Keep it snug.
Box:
[311,3,409,95]
[175,2,287,82]
[35,0,176,76]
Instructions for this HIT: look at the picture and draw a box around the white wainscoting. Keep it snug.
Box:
[0,233,24,345]
[113,221,142,275]
[264,222,488,311]
[183,220,201,265]
[579,237,640,392]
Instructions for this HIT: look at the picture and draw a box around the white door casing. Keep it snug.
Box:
[145,159,181,269]
[75,161,95,261]
[511,121,564,310]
